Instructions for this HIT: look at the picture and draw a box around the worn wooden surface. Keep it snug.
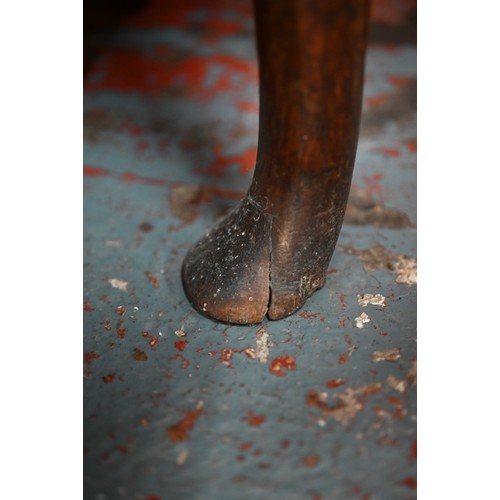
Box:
[183,0,370,324]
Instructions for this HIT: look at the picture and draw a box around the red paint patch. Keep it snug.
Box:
[377,436,398,446]
[363,173,383,194]
[84,351,99,366]
[116,305,126,316]
[299,310,321,319]
[167,408,204,442]
[377,147,400,157]
[406,139,417,153]
[326,378,345,389]
[208,348,242,368]
[173,353,190,369]
[269,356,297,377]
[410,439,417,460]
[119,172,167,187]
[116,320,128,338]
[83,165,109,177]
[303,454,320,467]
[174,340,188,352]
[205,145,257,177]
[388,75,413,88]
[366,94,389,108]
[83,302,95,312]
[245,409,266,427]
[142,331,159,350]
[400,477,417,490]
[235,100,259,113]
[85,49,257,99]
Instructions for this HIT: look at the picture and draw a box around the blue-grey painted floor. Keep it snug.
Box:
[83,1,417,498]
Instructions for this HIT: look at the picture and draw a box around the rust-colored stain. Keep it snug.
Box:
[400,477,417,490]
[146,272,160,288]
[167,408,204,442]
[102,373,116,384]
[116,319,128,338]
[244,409,266,427]
[238,442,253,451]
[377,436,398,446]
[299,310,321,319]
[133,348,148,361]
[84,351,99,366]
[303,454,320,467]
[409,439,417,460]
[269,355,297,377]
[116,305,126,316]
[172,353,190,369]
[138,221,154,233]
[83,302,95,312]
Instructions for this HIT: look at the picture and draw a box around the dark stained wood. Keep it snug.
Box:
[182,0,371,324]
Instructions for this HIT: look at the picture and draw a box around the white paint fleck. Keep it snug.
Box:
[354,312,371,328]
[175,329,187,338]
[106,278,129,292]
[372,348,401,363]
[176,448,189,466]
[255,326,270,363]
[394,256,417,285]
[357,293,385,307]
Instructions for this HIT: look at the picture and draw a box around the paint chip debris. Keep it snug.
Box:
[394,255,417,285]
[269,355,296,377]
[106,278,129,292]
[255,326,270,363]
[387,375,407,393]
[338,242,417,285]
[175,329,187,338]
[357,293,385,307]
[176,449,189,466]
[307,383,382,426]
[355,312,371,328]
[372,347,401,362]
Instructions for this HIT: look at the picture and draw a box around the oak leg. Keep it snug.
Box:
[182,0,370,324]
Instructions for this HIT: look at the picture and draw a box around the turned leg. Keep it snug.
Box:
[182,0,370,325]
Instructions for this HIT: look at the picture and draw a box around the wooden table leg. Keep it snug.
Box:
[182,0,370,324]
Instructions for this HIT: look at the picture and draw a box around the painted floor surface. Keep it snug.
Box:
[83,1,417,499]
